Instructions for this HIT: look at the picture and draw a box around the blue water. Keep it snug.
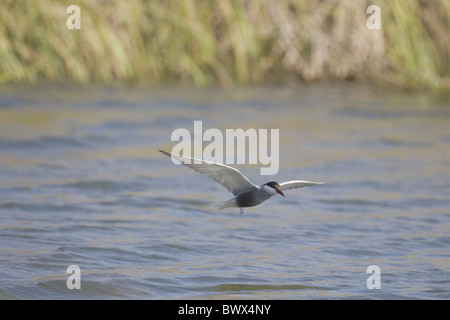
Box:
[0,84,449,299]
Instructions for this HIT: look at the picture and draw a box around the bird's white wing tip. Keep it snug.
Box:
[159,149,208,165]
[305,181,325,184]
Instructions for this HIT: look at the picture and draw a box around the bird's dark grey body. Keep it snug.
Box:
[235,186,272,208]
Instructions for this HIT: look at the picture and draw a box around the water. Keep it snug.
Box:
[0,84,449,299]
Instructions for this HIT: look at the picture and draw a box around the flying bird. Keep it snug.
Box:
[159,149,324,214]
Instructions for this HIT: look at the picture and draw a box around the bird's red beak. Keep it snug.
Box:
[276,189,285,197]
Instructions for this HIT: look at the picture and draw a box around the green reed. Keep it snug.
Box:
[0,0,448,90]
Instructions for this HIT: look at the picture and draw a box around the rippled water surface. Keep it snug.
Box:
[0,84,449,299]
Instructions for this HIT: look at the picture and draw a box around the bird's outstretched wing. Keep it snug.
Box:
[279,180,325,191]
[159,149,258,196]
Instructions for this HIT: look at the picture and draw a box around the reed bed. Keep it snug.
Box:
[0,0,449,90]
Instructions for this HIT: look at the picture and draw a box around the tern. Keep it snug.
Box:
[159,149,324,214]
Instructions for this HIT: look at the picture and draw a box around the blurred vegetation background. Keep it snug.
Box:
[0,0,449,90]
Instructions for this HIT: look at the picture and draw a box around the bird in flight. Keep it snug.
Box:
[159,149,324,214]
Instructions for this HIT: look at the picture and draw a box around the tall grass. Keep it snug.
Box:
[0,0,449,90]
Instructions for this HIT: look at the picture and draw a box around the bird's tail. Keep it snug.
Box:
[212,198,242,214]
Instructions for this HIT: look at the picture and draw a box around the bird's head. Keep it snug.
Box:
[263,181,285,197]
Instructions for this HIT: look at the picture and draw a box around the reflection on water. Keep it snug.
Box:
[0,84,449,299]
